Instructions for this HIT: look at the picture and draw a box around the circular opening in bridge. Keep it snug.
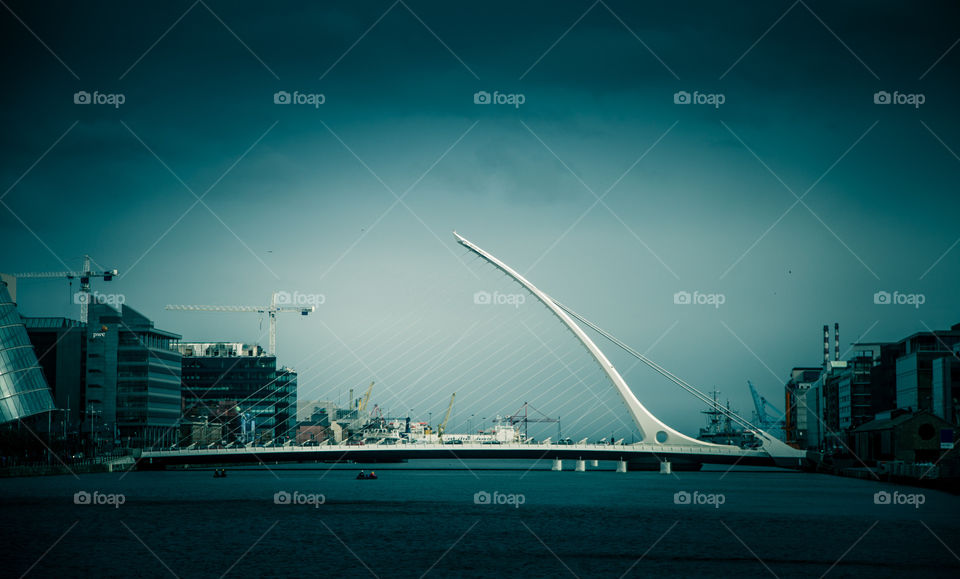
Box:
[655,431,668,443]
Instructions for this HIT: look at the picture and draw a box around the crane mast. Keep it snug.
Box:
[359,381,374,411]
[437,393,455,441]
[748,380,785,431]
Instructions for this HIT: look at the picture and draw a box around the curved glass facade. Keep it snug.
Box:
[0,281,55,422]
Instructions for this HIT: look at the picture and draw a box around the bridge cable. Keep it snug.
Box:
[551,299,771,438]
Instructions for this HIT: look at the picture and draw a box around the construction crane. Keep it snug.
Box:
[748,380,785,432]
[506,402,560,441]
[437,393,455,441]
[166,292,313,356]
[13,255,118,324]
[358,381,374,411]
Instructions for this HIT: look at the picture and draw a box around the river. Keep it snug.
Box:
[1,461,957,577]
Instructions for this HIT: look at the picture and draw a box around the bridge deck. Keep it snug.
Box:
[137,442,789,469]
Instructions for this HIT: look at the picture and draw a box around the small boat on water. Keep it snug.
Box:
[213,468,227,478]
[356,471,378,480]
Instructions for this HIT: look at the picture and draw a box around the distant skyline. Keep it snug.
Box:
[3,1,959,438]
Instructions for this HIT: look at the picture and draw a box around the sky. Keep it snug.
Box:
[2,0,959,440]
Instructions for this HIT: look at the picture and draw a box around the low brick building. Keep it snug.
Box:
[852,410,954,463]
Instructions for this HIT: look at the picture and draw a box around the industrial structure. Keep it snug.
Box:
[505,402,559,441]
[166,292,314,356]
[748,380,785,438]
[12,255,118,324]
[784,321,959,467]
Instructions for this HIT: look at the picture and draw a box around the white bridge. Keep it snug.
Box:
[138,440,796,471]
[140,232,808,471]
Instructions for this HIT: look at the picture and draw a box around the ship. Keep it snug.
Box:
[697,389,753,447]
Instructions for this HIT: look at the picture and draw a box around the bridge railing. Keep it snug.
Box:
[141,441,761,457]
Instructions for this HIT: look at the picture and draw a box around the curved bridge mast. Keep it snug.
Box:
[454,231,725,448]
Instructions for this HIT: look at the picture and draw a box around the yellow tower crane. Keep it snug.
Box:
[358,381,374,411]
[437,393,456,441]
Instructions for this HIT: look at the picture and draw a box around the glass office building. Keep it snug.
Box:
[0,279,55,422]
[175,342,297,441]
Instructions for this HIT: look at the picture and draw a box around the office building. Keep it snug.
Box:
[23,317,86,431]
[932,352,958,424]
[175,342,297,442]
[86,303,182,446]
[894,325,960,413]
[784,367,822,449]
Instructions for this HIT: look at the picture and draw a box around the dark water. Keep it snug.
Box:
[2,461,958,578]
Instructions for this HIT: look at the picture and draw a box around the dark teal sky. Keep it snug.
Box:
[2,1,959,438]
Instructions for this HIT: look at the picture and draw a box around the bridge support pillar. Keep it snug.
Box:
[591,459,599,467]
[660,461,672,475]
[575,459,586,472]
[616,460,627,473]
[552,459,563,471]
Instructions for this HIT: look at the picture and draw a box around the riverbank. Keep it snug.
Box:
[0,456,136,478]
[813,456,960,494]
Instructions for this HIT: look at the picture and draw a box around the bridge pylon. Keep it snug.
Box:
[454,231,806,467]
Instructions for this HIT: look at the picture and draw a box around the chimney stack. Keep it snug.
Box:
[823,325,830,365]
[834,322,840,361]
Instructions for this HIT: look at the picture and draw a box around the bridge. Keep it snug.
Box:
[137,441,798,471]
[139,232,809,472]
